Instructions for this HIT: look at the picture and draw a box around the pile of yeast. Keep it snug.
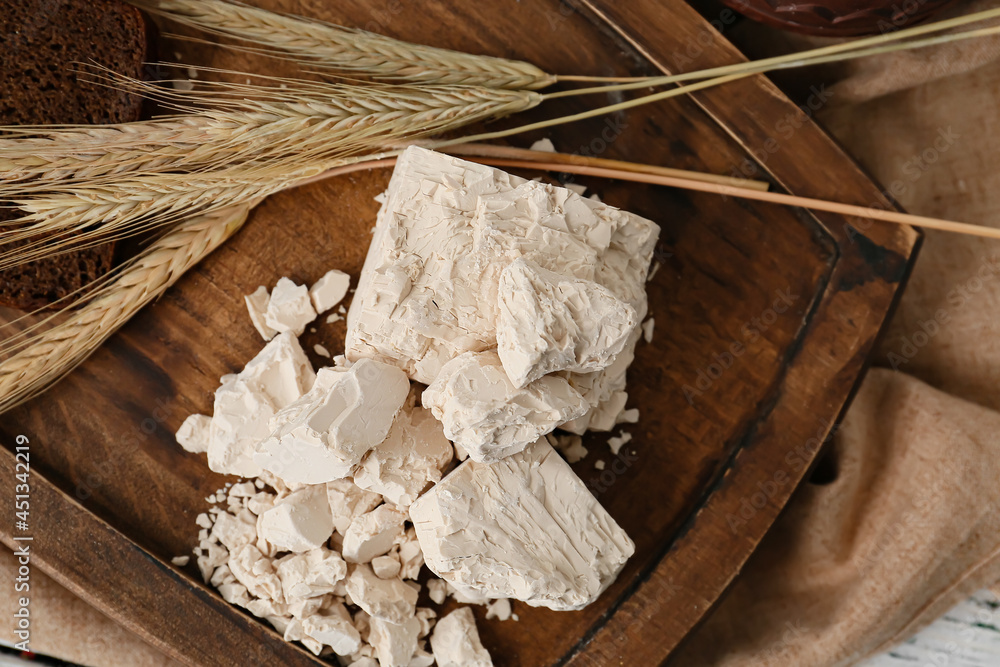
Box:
[176,147,660,666]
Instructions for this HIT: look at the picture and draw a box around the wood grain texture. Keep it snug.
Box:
[0,445,323,666]
[0,1,918,665]
[566,2,920,665]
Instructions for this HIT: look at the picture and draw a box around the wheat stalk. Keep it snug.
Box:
[0,165,315,274]
[3,12,997,197]
[0,81,541,268]
[1,1,999,418]
[0,203,253,414]
[132,0,555,90]
[5,14,999,269]
[6,12,996,195]
[0,81,540,195]
[132,0,1000,95]
[548,20,1000,98]
[0,117,249,188]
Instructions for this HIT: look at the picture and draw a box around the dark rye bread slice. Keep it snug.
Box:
[0,0,152,311]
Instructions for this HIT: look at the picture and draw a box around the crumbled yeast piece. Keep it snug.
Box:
[256,469,306,500]
[642,316,655,343]
[345,147,659,406]
[349,658,378,667]
[397,528,424,581]
[561,329,641,434]
[285,594,323,620]
[301,602,361,656]
[529,137,555,152]
[445,581,491,605]
[197,542,227,583]
[309,269,351,313]
[422,350,588,463]
[608,431,633,455]
[246,596,284,621]
[265,277,317,336]
[485,598,512,622]
[497,257,637,387]
[410,648,436,667]
[253,359,409,484]
[346,563,418,624]
[257,485,333,553]
[228,544,282,601]
[427,579,447,605]
[342,505,407,564]
[369,615,420,667]
[415,607,437,638]
[326,479,382,536]
[353,609,372,644]
[283,617,323,655]
[352,405,452,507]
[244,285,276,341]
[410,438,634,611]
[371,554,401,579]
[617,408,640,424]
[647,260,660,282]
[430,608,493,667]
[546,432,588,464]
[275,547,346,599]
[208,332,316,477]
[175,414,211,454]
[228,482,256,498]
[171,555,189,567]
[210,510,256,551]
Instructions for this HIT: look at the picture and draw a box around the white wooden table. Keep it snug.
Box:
[862,591,1000,667]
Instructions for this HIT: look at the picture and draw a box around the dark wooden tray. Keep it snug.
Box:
[0,1,919,666]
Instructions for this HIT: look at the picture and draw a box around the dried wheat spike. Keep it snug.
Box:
[0,203,254,413]
[137,0,556,90]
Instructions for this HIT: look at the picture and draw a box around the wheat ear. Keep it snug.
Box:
[0,81,540,190]
[133,0,555,90]
[0,204,253,414]
[0,82,541,268]
[0,82,540,195]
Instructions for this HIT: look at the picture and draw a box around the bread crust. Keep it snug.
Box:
[0,0,154,311]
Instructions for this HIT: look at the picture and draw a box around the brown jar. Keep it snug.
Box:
[721,0,960,35]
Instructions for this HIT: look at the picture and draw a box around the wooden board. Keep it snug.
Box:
[0,1,919,666]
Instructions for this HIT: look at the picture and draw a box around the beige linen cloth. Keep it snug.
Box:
[675,1,1000,664]
[4,5,1000,666]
